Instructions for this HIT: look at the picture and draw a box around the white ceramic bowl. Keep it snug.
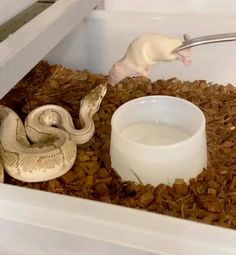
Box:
[110,95,207,186]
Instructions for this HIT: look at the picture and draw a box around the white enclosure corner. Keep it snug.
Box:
[0,0,101,97]
[0,0,38,25]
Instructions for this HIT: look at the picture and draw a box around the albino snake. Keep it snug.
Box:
[0,84,107,183]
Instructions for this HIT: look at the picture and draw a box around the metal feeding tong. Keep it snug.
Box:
[173,32,236,53]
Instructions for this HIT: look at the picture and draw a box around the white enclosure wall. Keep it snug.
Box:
[0,217,151,255]
[104,0,236,15]
[47,11,236,85]
[0,0,101,97]
[0,0,38,25]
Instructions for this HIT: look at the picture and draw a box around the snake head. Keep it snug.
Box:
[80,83,107,115]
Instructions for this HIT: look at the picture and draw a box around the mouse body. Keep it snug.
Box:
[108,33,191,85]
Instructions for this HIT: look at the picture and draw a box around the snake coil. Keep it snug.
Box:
[0,84,107,183]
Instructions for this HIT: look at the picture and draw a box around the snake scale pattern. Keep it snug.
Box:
[0,84,107,183]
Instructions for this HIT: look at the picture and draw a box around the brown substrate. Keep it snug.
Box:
[1,61,236,229]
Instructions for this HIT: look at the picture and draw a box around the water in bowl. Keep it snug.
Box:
[121,122,190,146]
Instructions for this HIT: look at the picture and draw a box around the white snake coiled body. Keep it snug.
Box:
[0,84,107,183]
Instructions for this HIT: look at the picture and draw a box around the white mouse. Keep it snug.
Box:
[108,33,191,85]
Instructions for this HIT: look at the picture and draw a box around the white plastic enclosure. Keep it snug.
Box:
[0,0,38,25]
[1,5,236,255]
[103,0,236,15]
[0,0,102,97]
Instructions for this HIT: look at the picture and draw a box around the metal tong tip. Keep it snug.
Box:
[173,32,236,53]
